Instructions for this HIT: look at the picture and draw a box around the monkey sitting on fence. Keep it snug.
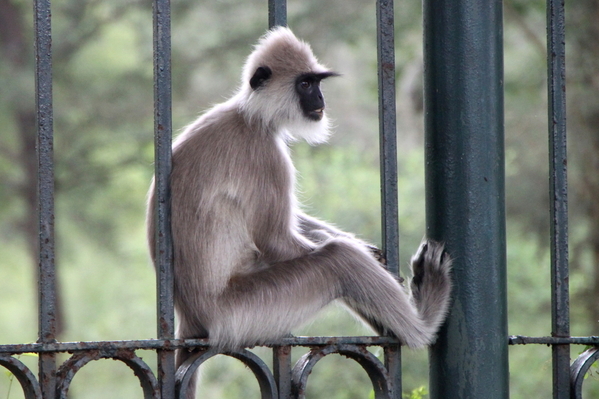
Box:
[146,26,452,386]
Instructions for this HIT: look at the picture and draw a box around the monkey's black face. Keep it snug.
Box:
[249,67,339,121]
[295,72,338,121]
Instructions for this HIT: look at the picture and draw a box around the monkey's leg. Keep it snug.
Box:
[207,237,448,350]
[205,250,341,350]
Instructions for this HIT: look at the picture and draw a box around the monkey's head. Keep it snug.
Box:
[239,27,339,144]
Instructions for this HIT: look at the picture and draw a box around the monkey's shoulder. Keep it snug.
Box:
[172,111,244,163]
[175,103,242,142]
[170,102,291,189]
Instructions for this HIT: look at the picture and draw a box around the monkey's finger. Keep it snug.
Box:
[367,245,387,266]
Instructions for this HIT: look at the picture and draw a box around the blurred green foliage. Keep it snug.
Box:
[1,0,598,398]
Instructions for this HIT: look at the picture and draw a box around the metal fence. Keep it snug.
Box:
[0,0,598,398]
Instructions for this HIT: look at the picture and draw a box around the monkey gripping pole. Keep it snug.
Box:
[423,0,509,398]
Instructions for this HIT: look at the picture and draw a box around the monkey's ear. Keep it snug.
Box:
[249,66,272,90]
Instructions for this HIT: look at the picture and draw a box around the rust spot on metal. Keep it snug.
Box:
[159,317,172,336]
[277,345,291,356]
[115,348,136,360]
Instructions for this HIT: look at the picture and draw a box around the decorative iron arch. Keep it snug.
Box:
[175,347,278,399]
[291,344,391,399]
[54,349,159,399]
[0,355,42,399]
[571,347,599,399]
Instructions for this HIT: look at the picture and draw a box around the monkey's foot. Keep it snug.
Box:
[409,240,452,331]
[410,240,451,288]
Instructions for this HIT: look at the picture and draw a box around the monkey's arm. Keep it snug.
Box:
[296,211,350,241]
[296,211,386,265]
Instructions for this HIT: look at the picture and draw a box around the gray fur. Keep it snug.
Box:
[146,27,452,397]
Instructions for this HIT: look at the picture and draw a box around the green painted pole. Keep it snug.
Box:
[423,0,509,398]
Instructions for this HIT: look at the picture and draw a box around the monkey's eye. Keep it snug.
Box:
[299,80,311,90]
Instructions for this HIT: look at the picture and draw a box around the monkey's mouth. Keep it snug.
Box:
[309,108,325,121]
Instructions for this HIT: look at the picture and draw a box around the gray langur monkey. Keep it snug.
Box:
[146,26,452,378]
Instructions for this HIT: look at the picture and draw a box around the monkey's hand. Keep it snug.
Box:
[366,244,405,284]
[366,244,386,265]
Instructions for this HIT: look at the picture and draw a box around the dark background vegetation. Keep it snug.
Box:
[0,0,598,397]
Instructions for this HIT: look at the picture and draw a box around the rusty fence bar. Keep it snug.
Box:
[506,2,585,397]
[546,0,570,397]
[0,336,402,356]
[2,334,596,356]
[152,0,176,397]
[376,0,399,278]
[34,0,58,396]
[376,0,402,397]
[268,0,287,28]
[268,1,290,395]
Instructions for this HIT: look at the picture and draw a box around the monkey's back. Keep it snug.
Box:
[166,102,299,299]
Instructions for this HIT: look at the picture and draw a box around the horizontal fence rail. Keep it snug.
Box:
[3,335,599,356]
[0,338,405,399]
[0,336,401,355]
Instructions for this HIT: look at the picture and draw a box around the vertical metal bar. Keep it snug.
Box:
[153,0,175,397]
[423,0,508,398]
[376,0,399,277]
[376,2,401,395]
[268,0,287,28]
[384,345,401,399]
[34,0,57,397]
[547,0,569,397]
[273,346,292,399]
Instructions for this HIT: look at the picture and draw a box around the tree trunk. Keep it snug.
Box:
[569,0,599,331]
[1,0,64,336]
